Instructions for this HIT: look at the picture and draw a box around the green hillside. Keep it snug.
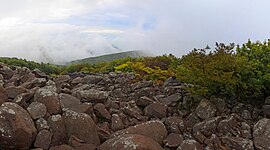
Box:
[69,50,151,64]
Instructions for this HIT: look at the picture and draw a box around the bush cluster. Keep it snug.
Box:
[1,40,270,105]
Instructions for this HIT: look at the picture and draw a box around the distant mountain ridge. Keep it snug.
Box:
[69,50,152,64]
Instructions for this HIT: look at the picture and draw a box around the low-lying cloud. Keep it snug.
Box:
[0,0,269,64]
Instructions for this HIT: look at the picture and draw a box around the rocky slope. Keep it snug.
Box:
[0,63,270,150]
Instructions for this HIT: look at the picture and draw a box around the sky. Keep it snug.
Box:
[0,0,269,64]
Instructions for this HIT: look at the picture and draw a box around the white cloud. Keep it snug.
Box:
[0,0,269,64]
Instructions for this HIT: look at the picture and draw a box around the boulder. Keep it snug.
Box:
[55,75,71,83]
[253,118,270,150]
[185,113,201,129]
[111,114,124,131]
[22,78,47,89]
[1,66,14,80]
[34,129,52,149]
[122,101,144,120]
[83,75,103,84]
[63,110,100,146]
[80,89,108,103]
[160,93,182,106]
[49,144,74,150]
[0,86,8,105]
[222,137,254,150]
[98,134,163,150]
[164,116,185,134]
[13,92,34,109]
[177,140,203,150]
[262,105,270,118]
[5,86,27,99]
[59,93,80,109]
[34,85,61,115]
[36,118,50,131]
[163,133,184,148]
[144,102,167,119]
[112,120,167,144]
[33,69,49,78]
[217,114,238,135]
[94,103,111,120]
[195,99,217,120]
[47,115,67,146]
[193,117,222,137]
[68,135,97,150]
[136,96,153,106]
[0,102,37,149]
[27,102,47,119]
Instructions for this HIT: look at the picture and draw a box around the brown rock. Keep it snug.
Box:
[36,118,50,131]
[144,102,167,119]
[27,102,47,119]
[112,120,167,145]
[34,129,52,149]
[177,140,203,150]
[13,92,34,109]
[185,113,201,130]
[161,93,182,106]
[33,69,49,78]
[5,86,27,99]
[111,114,124,131]
[217,114,238,135]
[47,115,67,146]
[193,117,222,137]
[69,135,97,150]
[59,93,80,109]
[80,89,108,103]
[63,110,100,146]
[49,144,74,150]
[34,85,61,115]
[136,96,153,106]
[83,75,103,84]
[22,78,47,89]
[164,116,185,134]
[0,102,37,149]
[122,101,144,120]
[262,105,270,118]
[204,134,222,149]
[241,122,252,139]
[0,86,8,105]
[59,93,93,114]
[1,66,14,80]
[195,99,217,120]
[40,96,61,115]
[253,118,270,150]
[94,103,111,120]
[164,133,184,148]
[98,134,163,150]
[71,77,84,86]
[222,137,254,150]
[55,75,70,83]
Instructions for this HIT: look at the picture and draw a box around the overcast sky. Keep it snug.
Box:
[0,0,269,64]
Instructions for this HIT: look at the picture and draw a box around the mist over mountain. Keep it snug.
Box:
[1,0,270,64]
